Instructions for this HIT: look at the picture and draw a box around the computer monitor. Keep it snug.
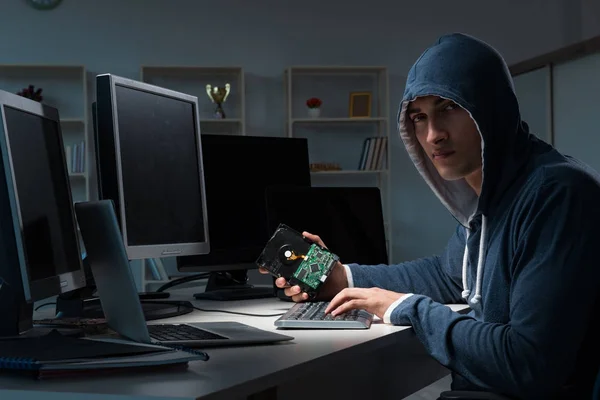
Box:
[176,134,312,300]
[94,74,209,260]
[265,186,389,265]
[0,89,86,338]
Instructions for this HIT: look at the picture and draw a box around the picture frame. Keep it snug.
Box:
[349,92,372,118]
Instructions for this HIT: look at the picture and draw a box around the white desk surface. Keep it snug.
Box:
[0,288,469,400]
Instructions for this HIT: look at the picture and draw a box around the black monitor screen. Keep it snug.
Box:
[3,106,81,282]
[115,84,205,246]
[177,134,311,270]
[265,187,389,265]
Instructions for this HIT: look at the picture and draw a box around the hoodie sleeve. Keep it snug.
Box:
[346,225,467,304]
[388,174,600,399]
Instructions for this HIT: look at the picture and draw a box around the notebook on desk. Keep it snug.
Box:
[74,200,294,348]
[0,329,206,379]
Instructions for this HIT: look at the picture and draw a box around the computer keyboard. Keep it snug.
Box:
[275,301,373,329]
[147,324,228,341]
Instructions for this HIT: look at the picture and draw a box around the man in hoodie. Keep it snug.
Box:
[260,33,600,398]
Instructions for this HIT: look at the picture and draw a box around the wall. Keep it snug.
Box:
[581,0,600,39]
[0,0,586,268]
[513,67,551,142]
[553,52,600,173]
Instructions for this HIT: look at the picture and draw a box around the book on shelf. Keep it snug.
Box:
[358,136,387,171]
[0,330,208,379]
[64,140,85,174]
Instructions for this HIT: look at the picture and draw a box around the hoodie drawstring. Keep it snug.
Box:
[461,215,487,304]
[461,229,471,299]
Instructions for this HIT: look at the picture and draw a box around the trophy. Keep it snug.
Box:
[206,83,231,119]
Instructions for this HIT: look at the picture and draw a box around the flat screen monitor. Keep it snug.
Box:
[265,186,389,265]
[176,134,311,300]
[94,74,210,260]
[0,89,85,336]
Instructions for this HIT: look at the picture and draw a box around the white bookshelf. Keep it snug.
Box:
[284,65,392,260]
[140,66,246,135]
[0,64,90,204]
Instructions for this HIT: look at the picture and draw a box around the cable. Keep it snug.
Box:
[140,300,285,318]
[155,273,211,293]
[34,302,56,311]
[155,271,250,293]
[190,305,285,318]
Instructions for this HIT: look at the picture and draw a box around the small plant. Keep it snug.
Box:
[306,97,322,108]
[17,85,43,102]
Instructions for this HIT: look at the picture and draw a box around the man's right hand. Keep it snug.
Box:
[258,231,348,302]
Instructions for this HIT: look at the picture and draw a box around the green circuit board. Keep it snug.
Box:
[292,244,337,289]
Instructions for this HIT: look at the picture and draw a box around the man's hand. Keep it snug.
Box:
[258,231,348,302]
[324,287,405,320]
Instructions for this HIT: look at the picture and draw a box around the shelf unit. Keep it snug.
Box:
[140,66,246,135]
[0,64,90,204]
[284,65,392,260]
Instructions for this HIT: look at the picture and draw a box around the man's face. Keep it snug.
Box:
[407,95,482,181]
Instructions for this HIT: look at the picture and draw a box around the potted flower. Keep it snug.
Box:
[17,85,43,102]
[306,97,322,118]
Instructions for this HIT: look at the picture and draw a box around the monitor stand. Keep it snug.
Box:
[55,289,194,321]
[0,246,83,339]
[0,293,83,339]
[193,270,274,301]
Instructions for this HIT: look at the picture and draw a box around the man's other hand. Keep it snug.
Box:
[324,287,405,320]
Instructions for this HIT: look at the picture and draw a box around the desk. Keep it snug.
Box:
[0,289,469,400]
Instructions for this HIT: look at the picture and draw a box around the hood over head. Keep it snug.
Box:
[398,33,531,228]
[398,33,532,304]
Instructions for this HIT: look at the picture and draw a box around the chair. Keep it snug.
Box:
[437,367,600,399]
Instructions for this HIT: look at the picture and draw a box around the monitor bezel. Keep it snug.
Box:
[98,73,210,259]
[0,90,86,302]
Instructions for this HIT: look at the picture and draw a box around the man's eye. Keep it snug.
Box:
[445,103,457,111]
[412,115,424,123]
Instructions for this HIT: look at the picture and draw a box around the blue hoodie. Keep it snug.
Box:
[345,33,600,399]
